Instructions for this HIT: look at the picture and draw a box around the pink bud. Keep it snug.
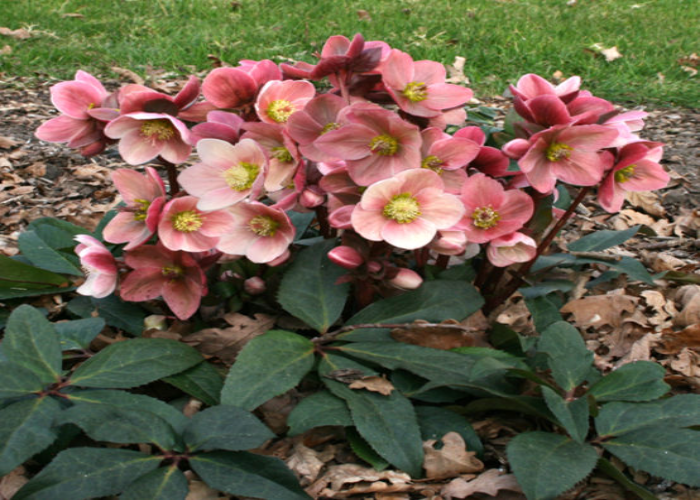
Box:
[486,232,537,267]
[502,138,531,160]
[244,276,266,295]
[366,261,383,274]
[267,249,291,267]
[429,230,468,256]
[388,268,423,290]
[328,246,364,269]
[299,188,325,208]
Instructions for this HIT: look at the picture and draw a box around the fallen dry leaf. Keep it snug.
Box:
[348,375,395,395]
[0,45,11,55]
[0,466,29,499]
[640,290,677,329]
[307,464,411,499]
[357,9,372,21]
[61,12,85,19]
[678,52,699,67]
[0,136,20,149]
[674,285,700,327]
[423,432,484,480]
[446,56,470,85]
[627,191,666,217]
[111,66,145,85]
[586,43,623,62]
[657,323,700,355]
[0,27,32,40]
[442,469,522,499]
[391,318,488,350]
[561,293,639,330]
[185,478,221,500]
[287,443,328,485]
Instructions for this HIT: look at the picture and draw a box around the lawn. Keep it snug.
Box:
[1,0,698,107]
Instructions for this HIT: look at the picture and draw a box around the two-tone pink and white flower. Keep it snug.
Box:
[178,138,267,211]
[255,80,315,125]
[241,123,300,192]
[158,196,235,252]
[487,232,537,267]
[351,169,464,250]
[102,167,166,250]
[74,235,118,298]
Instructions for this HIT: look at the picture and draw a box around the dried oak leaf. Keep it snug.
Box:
[657,323,700,355]
[640,290,677,328]
[446,56,470,85]
[423,432,484,480]
[348,375,395,395]
[626,191,666,217]
[0,466,29,499]
[286,442,328,485]
[442,469,522,499]
[560,293,639,330]
[307,464,411,499]
[0,136,20,149]
[391,317,488,350]
[111,66,145,85]
[674,285,700,327]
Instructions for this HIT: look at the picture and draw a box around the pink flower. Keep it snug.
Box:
[510,74,581,103]
[102,167,166,250]
[515,124,618,193]
[287,93,347,162]
[315,103,422,186]
[74,235,118,298]
[241,122,301,192]
[351,169,464,250]
[120,243,206,320]
[216,202,295,264]
[487,232,537,267]
[382,49,473,118]
[202,67,258,109]
[454,126,510,177]
[420,128,478,193]
[191,111,244,145]
[456,173,534,244]
[598,142,668,213]
[178,138,267,211]
[158,196,234,252]
[428,230,469,256]
[118,76,212,122]
[600,110,648,148]
[104,112,193,165]
[255,80,316,125]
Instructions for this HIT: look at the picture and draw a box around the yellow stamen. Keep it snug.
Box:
[172,210,202,233]
[133,198,151,221]
[402,81,428,102]
[614,164,636,183]
[223,162,259,191]
[369,134,399,156]
[266,99,295,123]
[249,215,279,237]
[383,193,422,224]
[321,122,340,134]
[162,265,183,279]
[545,143,573,162]
[140,119,176,141]
[421,155,444,174]
[271,147,293,163]
[472,206,500,229]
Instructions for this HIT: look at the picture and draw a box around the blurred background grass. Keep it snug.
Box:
[0,0,698,107]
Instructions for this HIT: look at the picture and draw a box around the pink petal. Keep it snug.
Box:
[77,271,116,299]
[112,168,164,203]
[459,173,505,211]
[553,151,606,186]
[351,204,386,241]
[104,115,140,139]
[163,278,202,320]
[118,129,162,165]
[416,191,465,229]
[159,137,192,164]
[51,81,105,119]
[527,95,573,125]
[173,75,201,109]
[120,269,165,302]
[35,116,90,143]
[559,125,619,150]
[381,218,437,250]
[202,67,257,108]
[102,213,151,248]
[423,83,472,111]
[201,210,236,236]
[315,124,374,160]
[245,235,290,264]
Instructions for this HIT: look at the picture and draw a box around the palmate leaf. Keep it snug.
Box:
[120,466,188,500]
[589,361,670,402]
[541,387,590,443]
[537,321,593,391]
[596,394,700,437]
[182,405,274,452]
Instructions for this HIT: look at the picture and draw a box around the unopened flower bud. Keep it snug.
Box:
[244,276,266,295]
[366,261,383,274]
[299,188,325,208]
[486,232,536,267]
[328,246,364,269]
[389,268,423,290]
[430,230,468,256]
[144,314,168,331]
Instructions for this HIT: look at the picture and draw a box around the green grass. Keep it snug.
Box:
[1,0,698,107]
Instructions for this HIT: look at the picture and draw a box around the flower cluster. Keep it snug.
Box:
[36,34,668,320]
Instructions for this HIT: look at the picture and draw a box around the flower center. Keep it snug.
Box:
[161,265,183,279]
[369,134,399,156]
[383,193,422,224]
[614,164,636,183]
[271,146,293,163]
[140,119,176,141]
[321,122,340,134]
[421,155,444,174]
[133,198,151,221]
[172,210,203,233]
[402,81,428,102]
[223,162,260,191]
[266,99,295,123]
[471,206,501,229]
[545,142,573,162]
[249,215,279,237]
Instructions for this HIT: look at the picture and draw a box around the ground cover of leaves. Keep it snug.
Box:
[0,73,699,500]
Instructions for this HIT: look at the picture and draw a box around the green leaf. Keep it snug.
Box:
[190,451,311,500]
[595,394,700,437]
[537,321,593,391]
[577,256,655,285]
[287,390,352,436]
[89,295,147,336]
[68,338,203,388]
[589,361,669,402]
[464,396,553,421]
[120,466,188,500]
[320,354,424,477]
[18,230,82,275]
[507,431,598,500]
[63,389,188,434]
[541,387,589,443]
[0,397,62,475]
[56,403,178,449]
[415,406,483,457]
[524,295,562,333]
[346,427,389,470]
[520,280,574,299]
[568,226,640,252]
[596,457,658,500]
[0,362,47,399]
[2,305,62,384]
[183,405,274,452]
[28,217,89,249]
[277,239,349,333]
[54,317,105,351]
[0,255,71,299]
[220,330,315,410]
[603,428,700,487]
[340,280,483,342]
[13,447,160,500]
[163,361,223,406]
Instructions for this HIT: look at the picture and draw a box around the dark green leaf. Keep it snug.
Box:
[18,230,82,275]
[391,370,467,403]
[183,405,274,452]
[287,390,352,436]
[0,362,47,399]
[190,451,311,500]
[604,428,700,487]
[346,427,389,470]
[68,338,203,389]
[464,396,554,421]
[662,271,700,285]
[2,305,62,384]
[507,431,598,500]
[541,387,589,443]
[320,354,424,477]
[415,406,483,456]
[525,296,562,334]
[220,330,315,410]
[577,256,655,285]
[520,281,574,299]
[0,255,71,299]
[120,466,188,500]
[596,457,658,500]
[568,226,640,252]
[28,217,89,249]
[0,397,61,475]
[340,280,483,341]
[89,295,146,336]
[163,361,223,406]
[596,394,700,437]
[289,210,316,241]
[13,447,160,500]
[277,239,349,333]
[55,318,105,351]
[589,361,669,402]
[537,321,593,391]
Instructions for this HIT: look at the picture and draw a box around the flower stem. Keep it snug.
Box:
[159,157,180,196]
